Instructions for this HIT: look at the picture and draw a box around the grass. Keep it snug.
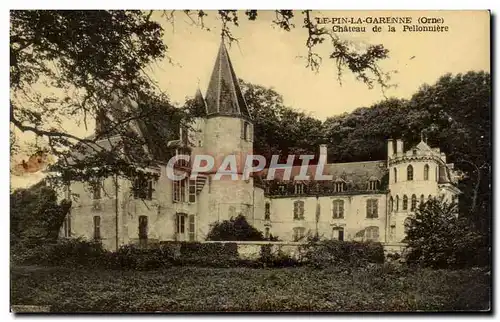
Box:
[11,264,491,312]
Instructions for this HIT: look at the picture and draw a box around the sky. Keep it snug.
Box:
[10,10,490,187]
[149,10,490,119]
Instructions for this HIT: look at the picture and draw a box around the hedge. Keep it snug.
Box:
[300,240,385,268]
[12,238,385,270]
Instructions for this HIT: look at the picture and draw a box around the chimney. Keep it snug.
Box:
[387,139,394,158]
[319,144,328,160]
[396,139,404,154]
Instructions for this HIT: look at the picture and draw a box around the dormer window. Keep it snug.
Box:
[333,181,345,193]
[277,184,286,194]
[368,179,379,190]
[294,183,304,195]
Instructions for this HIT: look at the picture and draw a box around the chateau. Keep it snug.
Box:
[60,41,461,250]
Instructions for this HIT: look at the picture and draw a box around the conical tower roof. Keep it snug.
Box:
[190,87,208,117]
[205,41,251,119]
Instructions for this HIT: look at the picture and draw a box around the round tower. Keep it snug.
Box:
[387,138,443,242]
[202,40,255,224]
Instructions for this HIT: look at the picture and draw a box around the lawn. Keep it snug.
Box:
[11,265,491,312]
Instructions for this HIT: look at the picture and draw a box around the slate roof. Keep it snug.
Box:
[205,41,251,119]
[258,160,388,192]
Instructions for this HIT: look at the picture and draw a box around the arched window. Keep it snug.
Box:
[411,194,417,211]
[396,195,400,211]
[424,164,429,180]
[394,168,398,183]
[420,194,425,206]
[389,196,394,212]
[403,195,408,210]
[332,200,344,219]
[365,226,380,242]
[265,202,270,220]
[428,194,432,201]
[407,165,414,181]
[293,200,305,220]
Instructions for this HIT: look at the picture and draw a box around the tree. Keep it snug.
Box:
[206,215,265,241]
[239,80,324,164]
[11,182,71,245]
[405,197,488,269]
[11,10,391,185]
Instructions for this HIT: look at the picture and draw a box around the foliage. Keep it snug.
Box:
[107,244,176,270]
[239,80,324,163]
[405,198,489,269]
[12,238,106,267]
[11,265,490,312]
[206,215,265,241]
[10,183,71,245]
[301,239,385,268]
[259,244,299,268]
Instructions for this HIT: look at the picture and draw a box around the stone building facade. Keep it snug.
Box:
[60,41,461,250]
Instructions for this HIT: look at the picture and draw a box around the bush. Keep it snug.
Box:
[301,239,384,268]
[12,238,106,267]
[206,215,265,241]
[406,198,489,269]
[176,242,239,267]
[258,244,300,268]
[109,244,175,270]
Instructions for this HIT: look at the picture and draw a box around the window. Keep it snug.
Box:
[294,183,304,195]
[265,227,270,239]
[389,196,394,212]
[293,200,305,220]
[91,181,101,200]
[407,165,414,181]
[176,213,186,234]
[366,199,378,218]
[188,179,196,203]
[402,195,408,210]
[365,226,379,242]
[412,149,417,156]
[139,216,148,246]
[133,176,153,200]
[188,215,195,241]
[394,168,398,183]
[173,178,187,202]
[332,200,344,219]
[411,194,417,211]
[420,194,425,206]
[265,202,271,220]
[333,181,345,193]
[243,122,250,141]
[424,164,429,180]
[93,216,101,240]
[293,227,306,241]
[332,227,344,241]
[428,194,432,201]
[63,215,71,237]
[368,180,378,190]
[396,195,399,211]
[278,184,286,195]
